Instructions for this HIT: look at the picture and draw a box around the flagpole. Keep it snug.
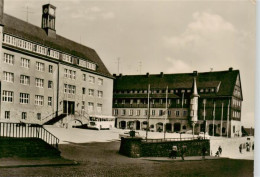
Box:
[146,84,150,141]
[220,102,223,137]
[164,86,168,140]
[227,100,230,138]
[213,101,215,136]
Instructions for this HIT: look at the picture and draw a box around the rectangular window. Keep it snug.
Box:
[176,111,180,117]
[3,72,14,82]
[97,104,102,113]
[35,95,44,106]
[37,113,41,120]
[136,110,140,116]
[152,110,155,116]
[5,111,10,119]
[88,102,94,112]
[129,110,133,116]
[160,99,163,104]
[36,62,44,71]
[144,110,148,116]
[176,99,180,104]
[159,110,164,116]
[36,78,44,88]
[89,89,94,96]
[72,71,76,80]
[98,91,103,98]
[89,76,95,84]
[48,97,52,106]
[183,111,187,116]
[137,99,140,104]
[49,65,53,73]
[21,112,27,120]
[114,109,118,116]
[82,101,85,110]
[20,93,29,104]
[122,99,125,104]
[83,74,86,81]
[21,58,30,68]
[82,87,86,94]
[48,81,53,88]
[4,53,14,65]
[2,91,13,102]
[20,75,30,85]
[98,78,103,85]
[122,109,126,116]
[64,69,68,78]
[168,110,171,116]
[130,99,133,104]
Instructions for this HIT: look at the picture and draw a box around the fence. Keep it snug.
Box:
[0,122,59,149]
[143,137,209,143]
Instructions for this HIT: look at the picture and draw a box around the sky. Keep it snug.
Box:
[4,0,256,128]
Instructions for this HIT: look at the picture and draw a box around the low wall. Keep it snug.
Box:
[120,137,210,158]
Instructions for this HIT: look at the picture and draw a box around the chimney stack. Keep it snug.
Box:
[146,72,149,77]
[229,67,233,72]
[160,72,164,77]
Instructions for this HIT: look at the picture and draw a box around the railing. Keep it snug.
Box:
[41,110,63,123]
[142,137,209,143]
[0,122,59,149]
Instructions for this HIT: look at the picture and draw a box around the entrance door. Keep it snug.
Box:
[136,121,140,130]
[63,101,75,115]
[174,123,181,132]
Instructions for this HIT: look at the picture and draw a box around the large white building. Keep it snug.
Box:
[0,1,114,128]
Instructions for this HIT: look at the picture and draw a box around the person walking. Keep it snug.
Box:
[202,146,207,160]
[239,144,242,154]
[218,146,222,155]
[180,145,186,160]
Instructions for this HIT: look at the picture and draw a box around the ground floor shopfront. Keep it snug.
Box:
[115,118,241,137]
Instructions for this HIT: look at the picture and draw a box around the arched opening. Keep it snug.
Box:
[127,121,134,129]
[156,122,163,132]
[119,121,126,129]
[135,120,141,130]
[142,121,148,130]
[209,124,217,136]
[69,119,83,128]
[166,123,172,132]
[174,123,181,132]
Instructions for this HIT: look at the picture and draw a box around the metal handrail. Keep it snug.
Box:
[0,122,59,149]
[41,110,63,122]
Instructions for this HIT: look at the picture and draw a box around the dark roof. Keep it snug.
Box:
[2,14,112,77]
[114,70,241,97]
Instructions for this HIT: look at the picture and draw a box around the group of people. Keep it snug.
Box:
[239,142,254,153]
[215,146,222,157]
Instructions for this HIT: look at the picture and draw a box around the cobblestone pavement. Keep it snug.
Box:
[0,141,253,177]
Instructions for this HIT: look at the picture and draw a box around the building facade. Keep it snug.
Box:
[113,69,243,137]
[0,1,114,127]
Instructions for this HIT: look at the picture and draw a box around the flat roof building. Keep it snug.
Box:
[0,1,114,128]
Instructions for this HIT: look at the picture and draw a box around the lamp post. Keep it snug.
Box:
[203,99,206,139]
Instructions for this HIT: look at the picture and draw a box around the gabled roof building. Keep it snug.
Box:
[0,1,114,128]
[113,68,243,137]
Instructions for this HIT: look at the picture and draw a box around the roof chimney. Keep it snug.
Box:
[42,4,56,38]
[193,71,198,76]
[160,72,164,77]
[0,0,4,26]
[229,67,233,71]
[146,72,149,77]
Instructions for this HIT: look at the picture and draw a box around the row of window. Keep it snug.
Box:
[232,98,241,107]
[3,72,53,88]
[4,54,54,73]
[82,101,102,113]
[64,69,76,79]
[233,111,241,118]
[4,34,97,71]
[115,98,188,105]
[113,109,187,117]
[114,88,216,95]
[2,91,52,106]
[4,111,42,120]
[82,88,103,98]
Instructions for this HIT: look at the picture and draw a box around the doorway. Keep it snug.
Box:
[63,101,75,115]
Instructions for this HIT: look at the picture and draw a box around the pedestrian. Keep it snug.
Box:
[239,144,242,153]
[215,151,219,157]
[218,146,222,155]
[169,145,177,159]
[202,146,207,160]
[180,145,186,160]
